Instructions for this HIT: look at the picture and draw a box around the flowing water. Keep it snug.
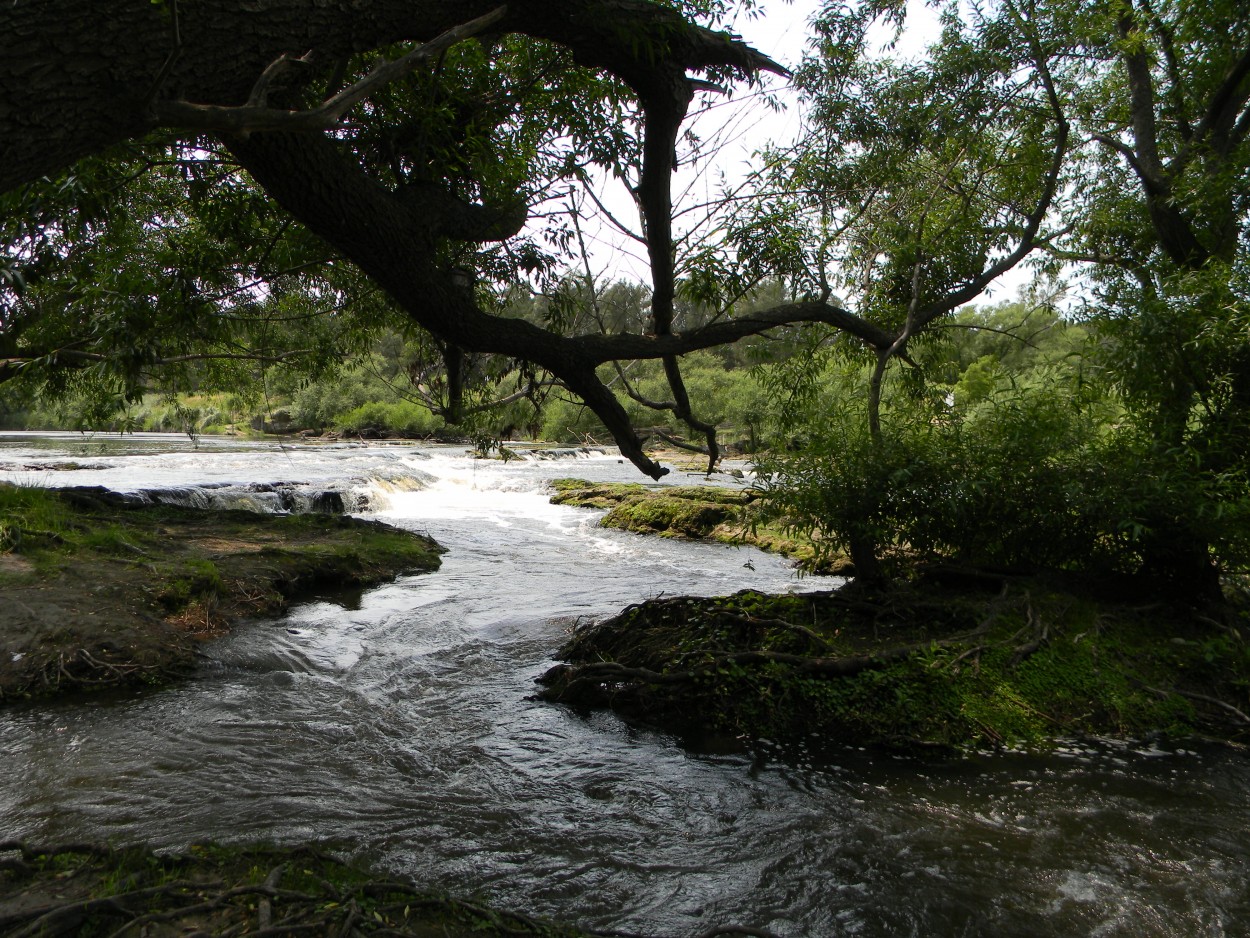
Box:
[1,432,1247,936]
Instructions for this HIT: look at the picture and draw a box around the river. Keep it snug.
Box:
[0,432,1246,936]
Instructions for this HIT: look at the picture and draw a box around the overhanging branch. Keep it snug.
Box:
[153,7,508,135]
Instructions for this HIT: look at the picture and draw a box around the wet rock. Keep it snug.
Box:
[308,490,346,514]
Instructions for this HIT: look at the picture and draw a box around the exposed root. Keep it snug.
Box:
[707,607,833,653]
[1144,685,1250,725]
[1009,599,1049,666]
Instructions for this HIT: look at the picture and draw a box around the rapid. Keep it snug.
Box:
[1,433,1246,936]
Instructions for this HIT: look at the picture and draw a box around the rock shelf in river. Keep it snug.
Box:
[0,483,443,703]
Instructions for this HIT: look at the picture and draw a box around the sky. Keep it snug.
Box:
[571,0,1029,302]
[572,0,824,284]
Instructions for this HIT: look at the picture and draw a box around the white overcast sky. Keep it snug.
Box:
[571,0,1027,302]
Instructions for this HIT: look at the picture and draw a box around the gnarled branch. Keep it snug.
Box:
[153,7,508,135]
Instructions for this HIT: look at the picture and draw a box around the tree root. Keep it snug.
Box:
[706,607,832,653]
[1009,601,1049,667]
[1143,685,1250,724]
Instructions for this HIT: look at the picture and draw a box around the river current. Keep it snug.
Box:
[0,432,1246,936]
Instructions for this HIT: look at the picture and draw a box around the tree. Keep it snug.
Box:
[1,0,889,478]
[706,0,1070,577]
[1032,0,1250,597]
[742,0,1250,597]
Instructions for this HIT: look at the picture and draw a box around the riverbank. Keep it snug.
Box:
[539,577,1250,750]
[543,478,1250,750]
[0,483,442,703]
[547,478,847,574]
[537,580,1250,755]
[0,842,594,937]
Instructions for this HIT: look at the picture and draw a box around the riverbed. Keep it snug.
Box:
[1,433,1246,936]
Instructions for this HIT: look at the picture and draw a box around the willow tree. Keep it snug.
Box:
[1037,0,1250,596]
[0,0,871,476]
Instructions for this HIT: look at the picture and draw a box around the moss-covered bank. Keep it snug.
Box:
[0,483,443,703]
[0,842,589,937]
[547,478,844,573]
[539,579,1250,751]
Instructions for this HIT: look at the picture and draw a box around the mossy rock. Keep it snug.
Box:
[550,479,746,539]
[548,478,840,571]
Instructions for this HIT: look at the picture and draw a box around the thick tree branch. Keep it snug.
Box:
[0,0,788,195]
[153,8,509,135]
[1187,42,1250,157]
[0,0,797,478]
[1110,11,1216,267]
[1091,132,1149,182]
[1117,12,1167,191]
[1136,0,1193,141]
[399,181,528,243]
[572,301,897,361]
[912,125,1069,329]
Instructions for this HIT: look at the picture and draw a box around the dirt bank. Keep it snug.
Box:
[0,484,442,703]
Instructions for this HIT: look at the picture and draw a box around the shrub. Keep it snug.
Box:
[332,400,441,437]
[758,365,1250,583]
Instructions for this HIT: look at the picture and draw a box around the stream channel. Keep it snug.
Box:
[1,432,1247,936]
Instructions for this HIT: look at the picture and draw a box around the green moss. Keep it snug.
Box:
[541,584,1250,750]
[547,479,649,510]
[548,478,841,571]
[602,496,737,538]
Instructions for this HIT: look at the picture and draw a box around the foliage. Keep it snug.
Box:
[0,140,390,414]
[334,400,443,437]
[754,301,1250,585]
[0,2,802,481]
[3,0,1248,596]
[729,0,1250,593]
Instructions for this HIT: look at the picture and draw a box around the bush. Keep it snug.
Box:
[332,400,442,437]
[758,365,1250,584]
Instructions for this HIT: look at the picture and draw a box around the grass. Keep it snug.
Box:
[540,581,1250,751]
[0,482,443,702]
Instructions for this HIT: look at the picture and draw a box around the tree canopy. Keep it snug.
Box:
[735,0,1250,597]
[2,0,864,476]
